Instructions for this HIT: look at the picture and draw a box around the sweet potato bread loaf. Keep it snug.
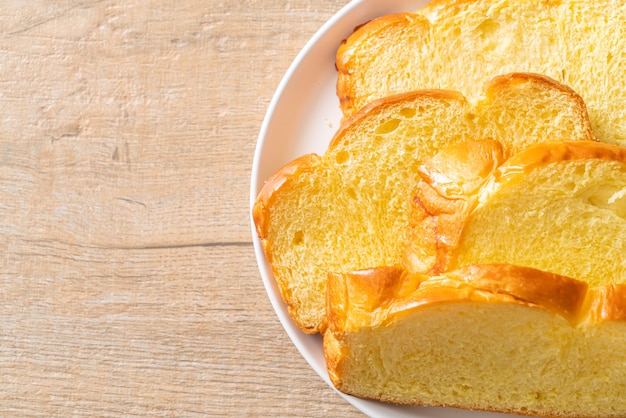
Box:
[252,73,595,333]
[324,264,626,417]
[405,140,626,284]
[336,0,626,146]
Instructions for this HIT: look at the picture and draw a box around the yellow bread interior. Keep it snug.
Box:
[336,0,626,146]
[324,264,626,417]
[252,74,595,333]
[407,141,626,287]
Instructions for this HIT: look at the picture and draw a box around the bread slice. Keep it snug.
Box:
[252,73,595,333]
[336,0,626,146]
[406,141,626,286]
[324,264,626,417]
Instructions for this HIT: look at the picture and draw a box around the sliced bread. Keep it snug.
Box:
[336,0,626,146]
[252,73,595,333]
[324,264,626,417]
[406,140,626,286]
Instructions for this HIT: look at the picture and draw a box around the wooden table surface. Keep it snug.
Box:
[0,1,365,416]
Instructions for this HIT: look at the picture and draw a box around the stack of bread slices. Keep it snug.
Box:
[253,1,626,417]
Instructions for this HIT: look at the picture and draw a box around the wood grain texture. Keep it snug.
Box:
[0,0,363,416]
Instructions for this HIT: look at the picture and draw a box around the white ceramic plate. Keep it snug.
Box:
[250,1,516,417]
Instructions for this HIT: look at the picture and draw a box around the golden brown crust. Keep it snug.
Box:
[496,141,626,182]
[446,264,588,321]
[486,72,576,97]
[584,285,626,323]
[327,264,591,333]
[404,264,588,323]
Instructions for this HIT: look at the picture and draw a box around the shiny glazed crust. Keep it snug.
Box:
[326,264,591,334]
[406,141,626,275]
